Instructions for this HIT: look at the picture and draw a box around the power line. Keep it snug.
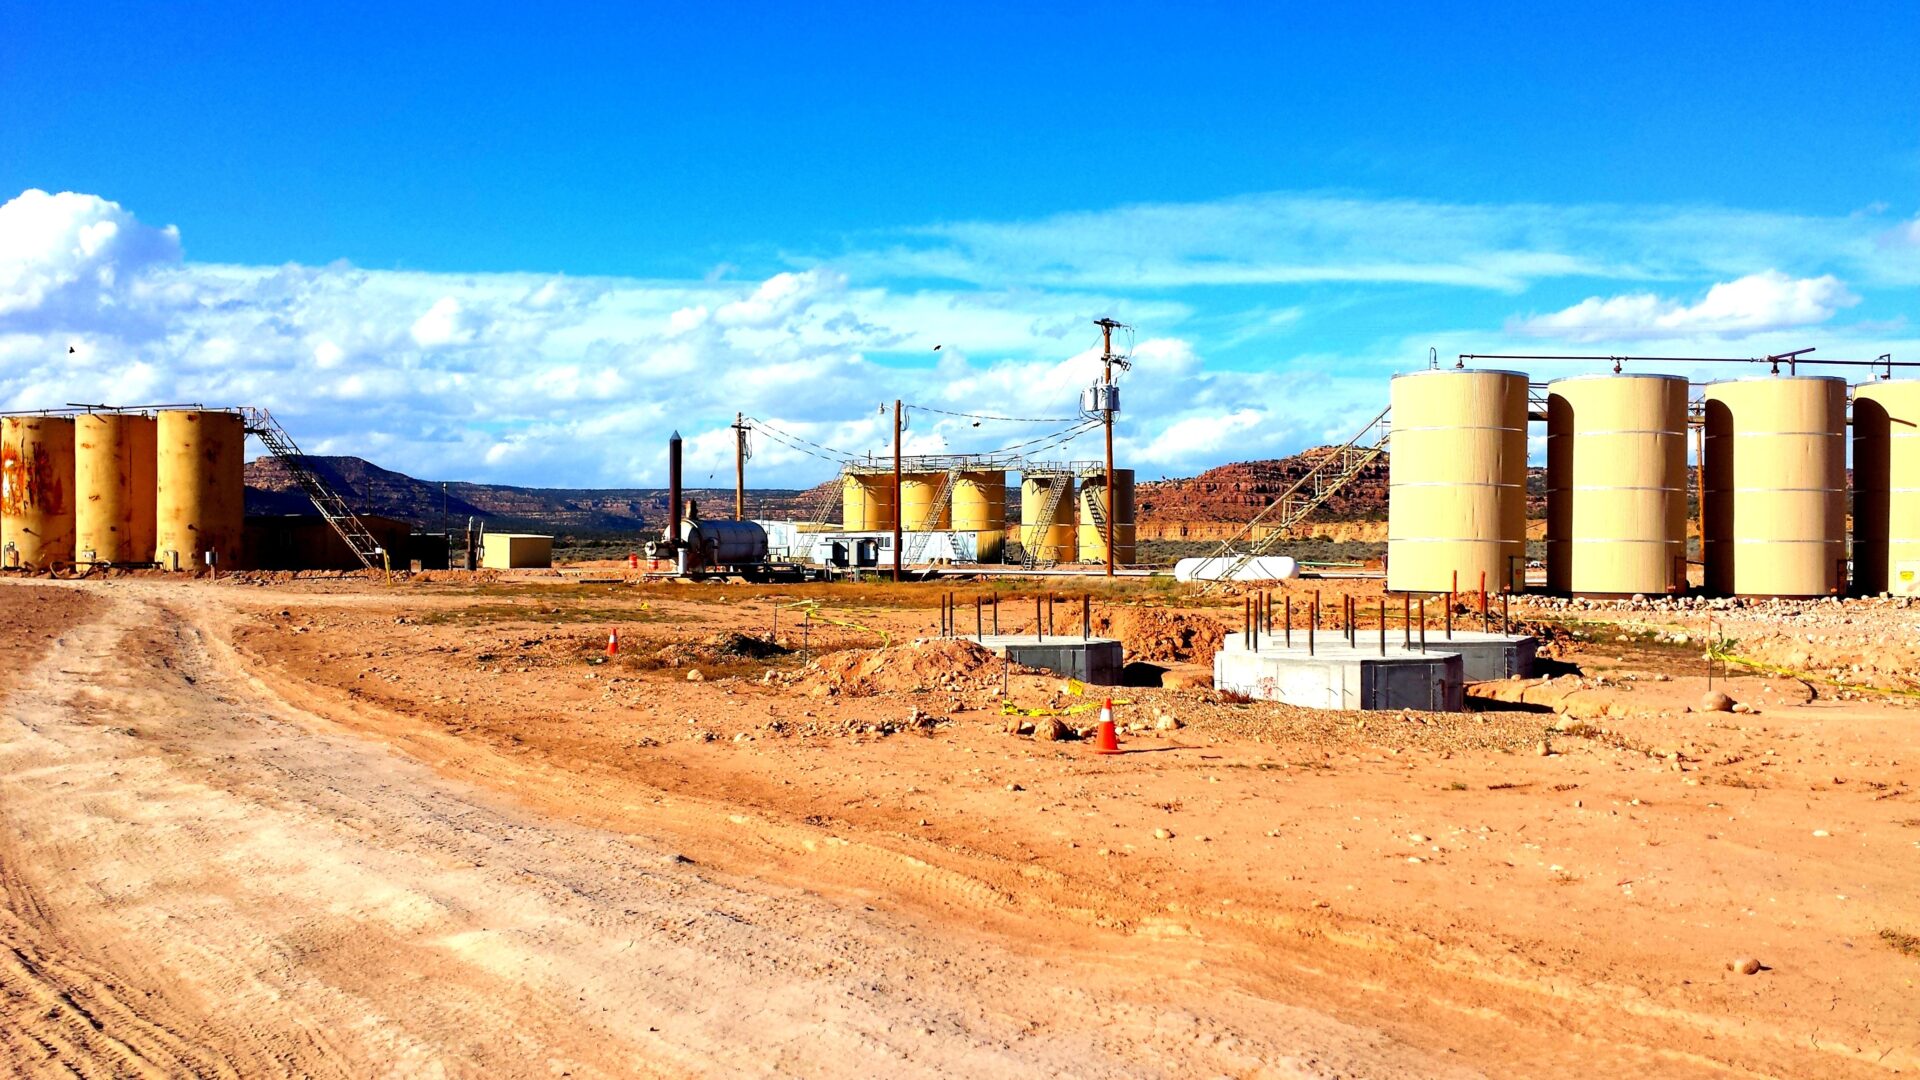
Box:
[905,404,1082,424]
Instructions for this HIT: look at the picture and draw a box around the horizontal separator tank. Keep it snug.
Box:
[951,469,1007,562]
[1,415,77,569]
[1850,380,1920,595]
[1545,374,1688,597]
[1702,377,1845,598]
[900,471,952,531]
[1077,468,1136,565]
[1019,473,1076,564]
[155,410,246,571]
[75,413,158,564]
[1386,369,1529,594]
[840,474,896,532]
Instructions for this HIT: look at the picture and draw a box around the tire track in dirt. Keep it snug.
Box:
[0,584,1463,1079]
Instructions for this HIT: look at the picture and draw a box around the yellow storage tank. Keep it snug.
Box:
[840,473,895,532]
[1545,375,1688,596]
[75,413,158,564]
[1077,468,1136,564]
[1386,369,1530,594]
[1019,472,1076,564]
[899,471,952,530]
[1849,380,1920,595]
[952,469,1007,562]
[0,416,77,569]
[1702,377,1845,597]
[154,410,247,571]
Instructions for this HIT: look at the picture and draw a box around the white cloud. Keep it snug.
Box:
[0,188,182,331]
[410,296,478,347]
[1510,271,1859,341]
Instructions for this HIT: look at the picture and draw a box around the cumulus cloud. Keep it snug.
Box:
[1509,271,1859,341]
[0,188,183,333]
[4,188,1344,486]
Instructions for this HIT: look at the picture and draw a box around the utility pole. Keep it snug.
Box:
[892,399,904,582]
[732,412,749,521]
[1094,317,1129,578]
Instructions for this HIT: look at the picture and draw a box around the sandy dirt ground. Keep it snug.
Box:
[2,573,1917,1078]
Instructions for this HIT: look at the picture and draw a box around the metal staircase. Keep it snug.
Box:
[1019,472,1071,570]
[240,407,383,569]
[904,467,960,564]
[1198,404,1392,590]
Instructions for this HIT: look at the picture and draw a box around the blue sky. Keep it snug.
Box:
[3,3,1919,486]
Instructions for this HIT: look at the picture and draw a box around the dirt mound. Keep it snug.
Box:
[783,638,1004,697]
[653,631,790,666]
[1098,609,1228,665]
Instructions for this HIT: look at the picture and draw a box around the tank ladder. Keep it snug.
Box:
[240,407,383,570]
[1198,404,1392,591]
[1020,471,1071,570]
[904,467,961,565]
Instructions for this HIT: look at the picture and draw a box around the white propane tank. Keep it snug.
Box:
[1173,555,1300,583]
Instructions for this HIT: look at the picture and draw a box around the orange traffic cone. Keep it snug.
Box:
[1094,698,1121,755]
[607,629,619,657]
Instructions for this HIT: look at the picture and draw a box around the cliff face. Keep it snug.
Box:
[1137,449,1550,524]
[244,456,819,534]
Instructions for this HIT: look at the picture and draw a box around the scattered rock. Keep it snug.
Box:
[1154,713,1183,731]
[686,668,705,682]
[1731,957,1761,976]
[1699,690,1734,712]
[1152,827,1173,840]
[1033,717,1069,742]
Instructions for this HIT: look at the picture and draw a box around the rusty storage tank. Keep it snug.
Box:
[0,416,77,569]
[1849,380,1920,595]
[899,471,952,531]
[1077,468,1136,564]
[154,410,247,571]
[1702,377,1846,597]
[1545,374,1688,597]
[951,469,1007,562]
[1019,472,1076,564]
[840,473,896,532]
[1386,369,1530,594]
[75,413,158,564]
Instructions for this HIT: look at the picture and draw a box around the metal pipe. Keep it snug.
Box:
[1378,597,1386,656]
[976,596,983,640]
[1308,591,1316,656]
[1284,596,1292,648]
[1082,594,1090,640]
[1418,597,1426,653]
[667,430,683,554]
[1035,594,1044,642]
[1403,592,1411,650]
[1502,593,1510,636]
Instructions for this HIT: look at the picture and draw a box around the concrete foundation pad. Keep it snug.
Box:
[1415,630,1538,680]
[1214,633,1465,711]
[961,634,1125,685]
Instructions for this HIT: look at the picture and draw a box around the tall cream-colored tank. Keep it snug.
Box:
[899,471,952,531]
[1019,472,1076,564]
[1545,375,1688,596]
[952,469,1007,562]
[840,473,895,531]
[0,416,77,569]
[1077,468,1136,564]
[75,413,158,564]
[1702,377,1845,597]
[1849,380,1920,595]
[1386,369,1530,594]
[154,410,247,571]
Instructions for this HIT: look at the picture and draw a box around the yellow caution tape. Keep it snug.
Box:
[1000,698,1135,717]
[1063,678,1086,697]
[782,599,891,646]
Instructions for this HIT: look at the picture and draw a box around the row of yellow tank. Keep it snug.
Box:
[1,410,246,571]
[1386,369,1920,598]
[840,469,1136,564]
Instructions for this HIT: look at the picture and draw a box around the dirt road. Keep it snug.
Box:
[0,582,1460,1078]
